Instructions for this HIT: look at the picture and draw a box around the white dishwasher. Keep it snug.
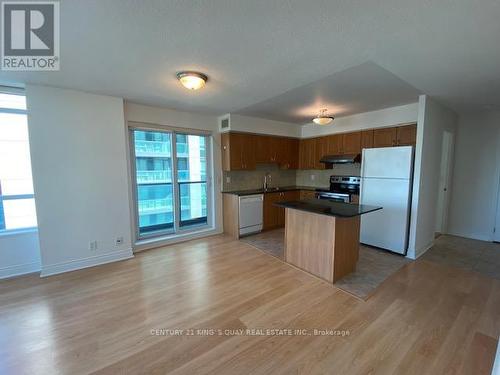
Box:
[239,194,264,236]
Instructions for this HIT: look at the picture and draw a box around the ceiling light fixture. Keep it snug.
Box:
[176,71,208,90]
[313,109,334,125]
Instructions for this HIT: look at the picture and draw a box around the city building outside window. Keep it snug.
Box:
[131,128,210,238]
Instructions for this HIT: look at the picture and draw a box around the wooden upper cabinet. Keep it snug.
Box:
[299,138,316,170]
[342,132,361,155]
[396,124,417,146]
[314,137,328,169]
[241,134,256,170]
[279,138,299,169]
[255,135,271,163]
[326,134,342,155]
[288,138,300,169]
[361,130,374,150]
[373,127,398,148]
[221,132,256,171]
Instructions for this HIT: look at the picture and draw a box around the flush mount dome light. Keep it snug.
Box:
[176,71,208,90]
[313,109,334,125]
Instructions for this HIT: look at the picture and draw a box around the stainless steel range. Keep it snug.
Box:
[315,176,360,203]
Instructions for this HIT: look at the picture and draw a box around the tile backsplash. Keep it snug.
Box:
[222,163,361,191]
[296,164,361,187]
[222,164,296,191]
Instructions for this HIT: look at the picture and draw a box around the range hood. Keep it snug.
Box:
[320,154,361,164]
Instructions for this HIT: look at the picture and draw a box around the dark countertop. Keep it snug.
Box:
[274,199,382,218]
[221,185,323,196]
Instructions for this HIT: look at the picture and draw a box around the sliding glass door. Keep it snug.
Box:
[131,127,211,239]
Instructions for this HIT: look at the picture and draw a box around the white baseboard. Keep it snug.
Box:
[0,261,41,280]
[447,230,492,242]
[40,248,134,277]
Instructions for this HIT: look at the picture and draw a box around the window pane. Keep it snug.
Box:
[0,113,34,195]
[3,198,37,230]
[134,130,174,236]
[137,184,173,234]
[176,134,208,228]
[0,94,37,232]
[176,134,207,182]
[179,182,207,227]
[0,93,26,110]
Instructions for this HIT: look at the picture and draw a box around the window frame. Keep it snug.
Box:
[0,88,37,234]
[128,122,214,242]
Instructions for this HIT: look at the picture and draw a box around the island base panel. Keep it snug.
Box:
[284,208,360,283]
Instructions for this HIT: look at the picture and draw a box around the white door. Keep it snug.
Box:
[435,131,454,234]
[360,178,412,254]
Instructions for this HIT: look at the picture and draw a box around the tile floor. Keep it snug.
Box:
[422,235,500,279]
[241,228,410,299]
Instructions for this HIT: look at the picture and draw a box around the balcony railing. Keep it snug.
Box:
[134,140,171,156]
[136,170,172,184]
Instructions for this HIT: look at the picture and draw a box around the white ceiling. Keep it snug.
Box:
[1,0,499,121]
[235,62,421,123]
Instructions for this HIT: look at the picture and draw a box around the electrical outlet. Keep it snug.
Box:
[310,174,316,181]
[89,240,97,251]
[115,236,124,246]
[226,176,231,183]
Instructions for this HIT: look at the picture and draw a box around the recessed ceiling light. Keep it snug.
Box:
[176,71,208,90]
[313,109,334,125]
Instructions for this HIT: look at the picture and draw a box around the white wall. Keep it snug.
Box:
[0,230,41,279]
[447,111,500,241]
[407,96,457,259]
[124,102,223,250]
[226,114,301,138]
[301,102,419,138]
[26,85,133,276]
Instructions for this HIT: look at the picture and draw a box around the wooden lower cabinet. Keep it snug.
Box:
[263,190,300,230]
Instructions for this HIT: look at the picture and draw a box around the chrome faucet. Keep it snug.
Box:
[263,173,272,191]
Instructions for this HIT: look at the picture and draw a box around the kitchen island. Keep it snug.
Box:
[275,199,382,283]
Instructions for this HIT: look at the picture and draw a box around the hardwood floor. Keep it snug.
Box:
[1,234,498,374]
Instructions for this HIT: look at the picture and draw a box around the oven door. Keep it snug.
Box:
[315,192,350,203]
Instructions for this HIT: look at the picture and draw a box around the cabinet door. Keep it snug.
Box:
[342,132,361,154]
[255,135,271,163]
[307,138,317,169]
[397,124,417,146]
[361,130,374,150]
[299,139,307,169]
[373,127,398,148]
[315,137,328,169]
[326,134,342,155]
[241,134,256,170]
[276,138,289,167]
[287,138,300,169]
[229,133,244,170]
[263,192,280,230]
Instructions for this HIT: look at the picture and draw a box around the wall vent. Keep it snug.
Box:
[218,114,231,132]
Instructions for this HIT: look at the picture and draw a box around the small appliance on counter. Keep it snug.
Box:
[315,176,360,203]
[360,146,414,255]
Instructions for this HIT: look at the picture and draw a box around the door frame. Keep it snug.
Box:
[128,122,213,243]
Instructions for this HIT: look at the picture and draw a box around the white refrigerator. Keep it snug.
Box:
[360,146,414,255]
